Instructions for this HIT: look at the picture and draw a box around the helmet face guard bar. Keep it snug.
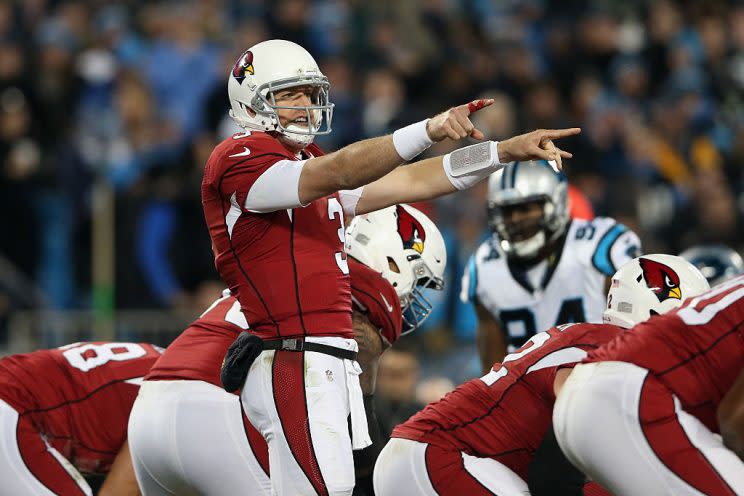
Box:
[250,75,334,136]
[400,260,444,335]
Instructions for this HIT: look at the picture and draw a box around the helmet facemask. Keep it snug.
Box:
[400,257,445,335]
[487,162,570,262]
[490,197,558,261]
[255,76,333,146]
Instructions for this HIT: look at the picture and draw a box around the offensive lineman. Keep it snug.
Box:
[128,205,446,495]
[553,275,744,495]
[0,341,162,495]
[374,255,708,495]
[461,161,641,370]
[202,38,579,495]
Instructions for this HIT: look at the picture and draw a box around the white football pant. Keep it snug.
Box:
[373,438,529,496]
[128,380,271,495]
[554,362,744,496]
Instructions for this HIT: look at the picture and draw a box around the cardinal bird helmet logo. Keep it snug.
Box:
[395,205,426,254]
[231,50,255,83]
[638,257,682,302]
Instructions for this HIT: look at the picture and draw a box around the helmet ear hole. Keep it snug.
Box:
[387,257,400,273]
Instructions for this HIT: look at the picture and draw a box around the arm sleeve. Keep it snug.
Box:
[338,186,365,218]
[239,159,307,213]
[591,224,642,276]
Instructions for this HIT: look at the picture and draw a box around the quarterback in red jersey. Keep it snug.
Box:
[202,38,579,495]
[128,205,445,495]
[0,341,162,495]
[554,274,744,495]
[374,255,710,495]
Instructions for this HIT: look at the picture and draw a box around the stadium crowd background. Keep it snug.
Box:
[0,0,743,432]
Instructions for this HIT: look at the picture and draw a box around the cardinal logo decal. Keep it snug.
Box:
[231,50,255,83]
[396,205,426,254]
[638,258,682,302]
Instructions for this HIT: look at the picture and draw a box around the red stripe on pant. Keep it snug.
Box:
[16,415,88,495]
[242,403,270,477]
[639,375,737,496]
[272,350,329,496]
[424,444,496,495]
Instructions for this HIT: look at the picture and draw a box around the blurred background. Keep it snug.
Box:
[0,0,743,418]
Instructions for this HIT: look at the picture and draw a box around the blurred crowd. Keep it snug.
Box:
[1,0,744,389]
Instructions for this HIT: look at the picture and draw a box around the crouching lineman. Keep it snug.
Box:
[462,161,641,371]
[127,204,445,495]
[0,341,162,495]
[373,254,708,495]
[553,274,744,495]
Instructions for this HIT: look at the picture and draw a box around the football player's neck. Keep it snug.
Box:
[276,133,307,155]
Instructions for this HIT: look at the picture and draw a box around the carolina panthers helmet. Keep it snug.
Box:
[227,39,333,147]
[603,254,710,329]
[487,161,570,260]
[345,204,446,334]
[678,245,744,286]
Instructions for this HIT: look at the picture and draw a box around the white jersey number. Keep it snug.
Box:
[328,197,349,275]
[62,342,147,372]
[678,278,744,325]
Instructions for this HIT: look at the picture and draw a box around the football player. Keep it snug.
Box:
[679,244,744,286]
[203,37,579,495]
[128,205,445,495]
[461,161,642,371]
[553,276,744,495]
[0,341,162,495]
[373,255,708,495]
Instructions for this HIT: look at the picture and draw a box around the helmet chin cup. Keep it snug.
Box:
[507,231,547,259]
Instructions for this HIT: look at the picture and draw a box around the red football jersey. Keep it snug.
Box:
[147,263,402,385]
[393,323,624,480]
[0,342,162,474]
[201,130,352,339]
[585,275,744,432]
[145,291,247,385]
[348,258,403,345]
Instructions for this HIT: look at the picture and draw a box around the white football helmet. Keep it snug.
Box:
[603,254,710,329]
[227,39,333,147]
[345,204,446,334]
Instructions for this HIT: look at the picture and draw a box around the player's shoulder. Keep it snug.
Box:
[566,217,640,273]
[209,131,295,169]
[473,236,503,267]
[461,237,503,303]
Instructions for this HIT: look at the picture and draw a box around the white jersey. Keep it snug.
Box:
[461,217,641,351]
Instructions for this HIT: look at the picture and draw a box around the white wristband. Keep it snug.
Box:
[392,119,434,161]
[442,141,507,190]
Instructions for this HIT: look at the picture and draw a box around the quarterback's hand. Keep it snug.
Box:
[497,128,581,170]
[426,99,494,142]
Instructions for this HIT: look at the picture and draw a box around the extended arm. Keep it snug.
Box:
[298,100,494,204]
[355,127,581,215]
[475,301,509,373]
[718,368,744,460]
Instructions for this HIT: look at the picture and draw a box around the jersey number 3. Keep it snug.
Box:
[328,198,349,275]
